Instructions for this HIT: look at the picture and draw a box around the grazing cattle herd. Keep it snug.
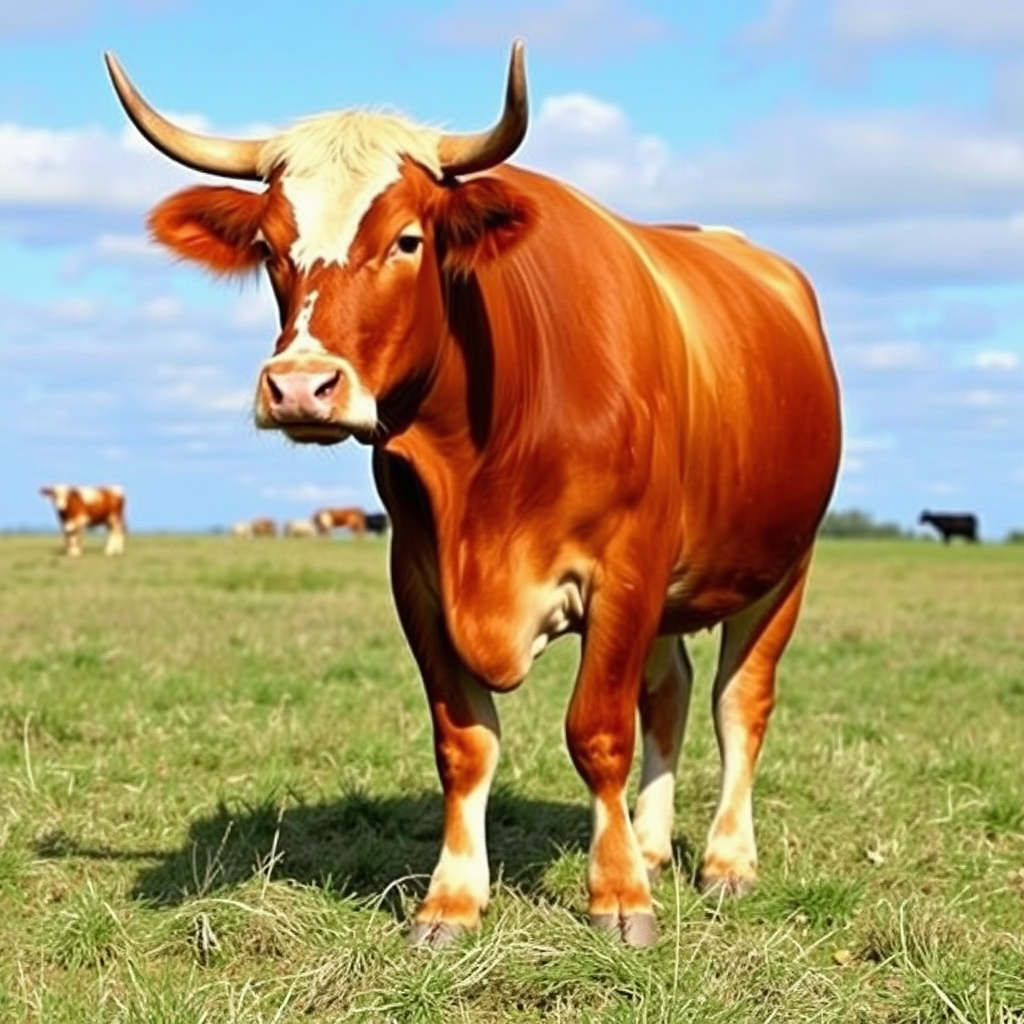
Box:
[37,500,385,550]
[231,510,389,540]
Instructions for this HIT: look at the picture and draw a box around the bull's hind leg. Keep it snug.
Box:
[633,637,693,882]
[104,519,125,555]
[700,554,812,896]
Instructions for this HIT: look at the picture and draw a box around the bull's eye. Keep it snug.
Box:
[390,233,423,259]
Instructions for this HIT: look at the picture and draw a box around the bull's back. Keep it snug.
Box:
[481,169,840,620]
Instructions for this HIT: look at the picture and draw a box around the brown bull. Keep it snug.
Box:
[107,41,841,947]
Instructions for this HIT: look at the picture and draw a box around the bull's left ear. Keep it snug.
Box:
[434,176,537,276]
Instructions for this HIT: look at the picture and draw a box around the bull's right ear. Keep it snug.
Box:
[147,185,265,277]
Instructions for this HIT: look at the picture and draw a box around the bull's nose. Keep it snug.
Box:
[261,368,341,421]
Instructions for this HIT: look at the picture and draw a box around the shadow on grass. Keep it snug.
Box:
[36,787,694,921]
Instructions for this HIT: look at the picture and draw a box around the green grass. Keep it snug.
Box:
[1,534,1022,1022]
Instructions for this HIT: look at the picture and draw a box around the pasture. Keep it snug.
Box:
[1,534,1022,1022]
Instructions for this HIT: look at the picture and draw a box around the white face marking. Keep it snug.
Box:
[281,155,403,272]
[287,291,328,355]
[48,484,70,511]
[272,289,378,431]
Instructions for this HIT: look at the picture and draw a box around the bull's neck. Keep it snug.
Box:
[382,265,533,526]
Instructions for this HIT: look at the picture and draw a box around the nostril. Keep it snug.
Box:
[315,370,341,400]
[265,372,284,404]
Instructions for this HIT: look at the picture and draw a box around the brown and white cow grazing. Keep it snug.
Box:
[40,484,126,557]
[231,517,278,538]
[249,517,278,538]
[312,506,367,538]
[107,42,842,947]
[284,517,317,538]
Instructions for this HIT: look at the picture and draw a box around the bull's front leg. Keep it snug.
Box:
[390,541,500,947]
[565,582,667,948]
[413,661,500,946]
[63,520,84,557]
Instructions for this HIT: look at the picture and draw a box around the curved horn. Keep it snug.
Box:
[437,40,529,176]
[104,52,265,180]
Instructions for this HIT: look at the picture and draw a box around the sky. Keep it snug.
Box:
[1,0,1022,539]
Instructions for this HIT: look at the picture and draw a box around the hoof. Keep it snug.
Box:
[589,912,659,948]
[408,920,468,949]
[698,873,756,899]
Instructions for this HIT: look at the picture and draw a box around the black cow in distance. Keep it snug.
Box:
[919,511,979,543]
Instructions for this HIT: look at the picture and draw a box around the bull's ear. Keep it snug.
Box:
[147,185,265,276]
[434,176,537,276]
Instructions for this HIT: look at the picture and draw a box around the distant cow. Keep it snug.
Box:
[284,518,317,538]
[250,517,278,538]
[364,512,390,535]
[313,507,367,537]
[919,511,979,543]
[40,484,126,557]
[230,520,253,539]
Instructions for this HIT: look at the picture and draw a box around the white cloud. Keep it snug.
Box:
[3,80,1022,291]
[845,434,895,454]
[149,363,252,414]
[972,349,1020,371]
[0,2,94,40]
[0,1,182,43]
[259,483,361,505]
[835,341,928,371]
[138,295,185,324]
[49,295,107,324]
[831,0,1024,50]
[520,100,1024,290]
[0,123,180,211]
[959,389,1006,408]
[738,0,1024,55]
[228,283,278,333]
[427,0,672,58]
[0,116,266,246]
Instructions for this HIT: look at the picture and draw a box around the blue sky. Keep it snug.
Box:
[2,0,1022,538]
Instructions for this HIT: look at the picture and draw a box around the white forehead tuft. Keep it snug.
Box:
[258,111,443,272]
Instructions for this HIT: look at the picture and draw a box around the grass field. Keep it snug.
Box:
[1,533,1022,1023]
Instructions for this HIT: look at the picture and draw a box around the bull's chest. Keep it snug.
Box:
[437,530,585,691]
